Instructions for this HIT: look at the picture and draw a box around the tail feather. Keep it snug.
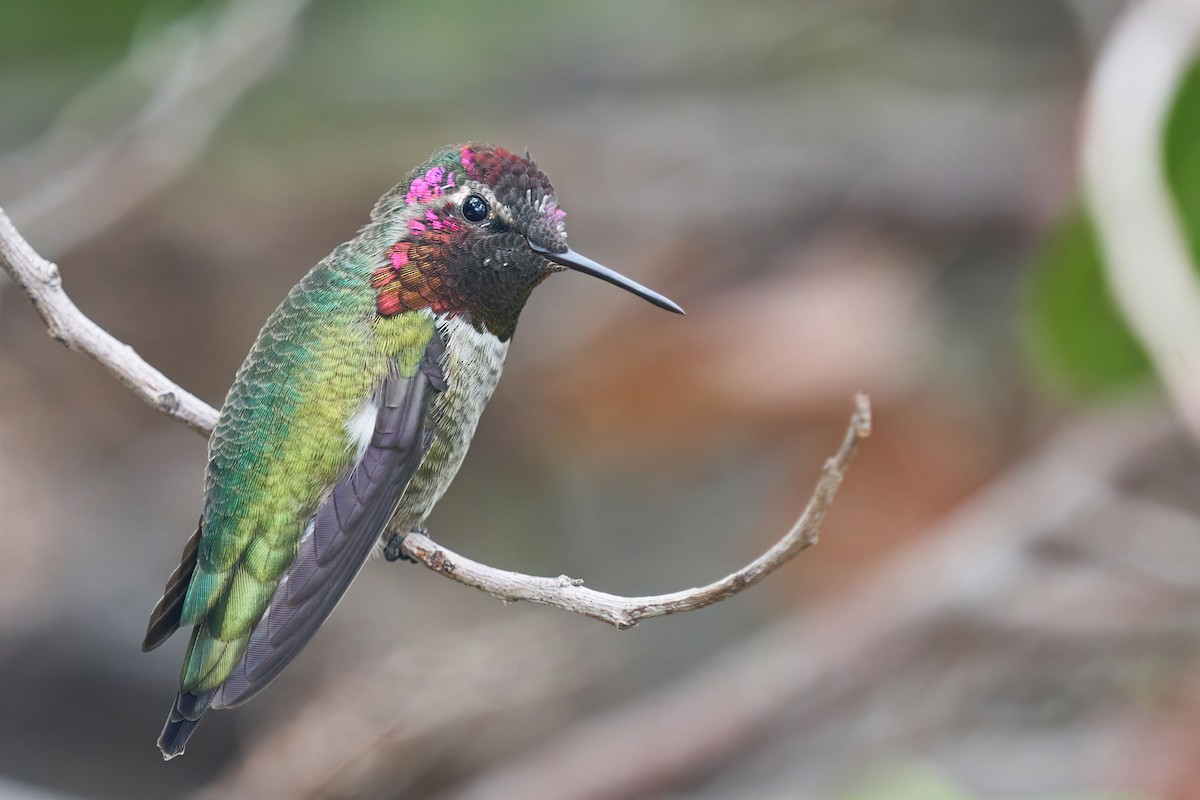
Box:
[158,690,213,760]
[144,521,203,652]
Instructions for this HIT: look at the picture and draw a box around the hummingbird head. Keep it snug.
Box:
[369,143,683,340]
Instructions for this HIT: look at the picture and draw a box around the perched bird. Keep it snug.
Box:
[142,143,683,759]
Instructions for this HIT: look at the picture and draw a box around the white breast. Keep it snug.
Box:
[389,315,510,529]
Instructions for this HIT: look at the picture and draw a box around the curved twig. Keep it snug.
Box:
[0,206,219,434]
[399,394,870,628]
[0,201,870,623]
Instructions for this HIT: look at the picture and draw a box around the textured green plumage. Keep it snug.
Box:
[179,235,435,693]
[146,143,682,760]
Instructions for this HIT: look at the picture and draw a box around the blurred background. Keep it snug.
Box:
[4,0,1200,797]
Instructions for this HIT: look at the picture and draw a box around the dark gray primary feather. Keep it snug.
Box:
[158,686,214,759]
[157,336,447,758]
[143,521,203,652]
[211,343,445,709]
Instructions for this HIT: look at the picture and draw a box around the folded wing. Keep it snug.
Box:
[212,338,445,708]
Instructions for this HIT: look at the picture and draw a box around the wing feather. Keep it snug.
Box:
[211,338,445,708]
[142,521,203,651]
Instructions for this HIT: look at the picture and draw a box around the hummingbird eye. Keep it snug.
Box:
[461,194,489,223]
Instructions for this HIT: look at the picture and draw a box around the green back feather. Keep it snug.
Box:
[178,234,435,692]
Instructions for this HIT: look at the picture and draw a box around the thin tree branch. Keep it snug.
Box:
[439,409,1175,800]
[0,200,869,619]
[0,205,219,434]
[398,393,870,628]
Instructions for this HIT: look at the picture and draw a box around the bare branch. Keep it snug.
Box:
[398,394,871,628]
[440,410,1176,800]
[0,205,219,434]
[0,201,869,619]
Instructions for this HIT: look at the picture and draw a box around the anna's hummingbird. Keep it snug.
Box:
[142,143,682,759]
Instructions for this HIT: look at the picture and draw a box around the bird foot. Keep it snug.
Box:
[384,527,427,563]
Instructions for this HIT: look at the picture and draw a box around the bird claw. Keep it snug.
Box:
[384,527,427,563]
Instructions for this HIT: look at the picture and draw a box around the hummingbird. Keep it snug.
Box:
[142,143,683,759]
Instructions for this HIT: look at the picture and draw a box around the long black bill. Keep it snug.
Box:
[529,241,685,314]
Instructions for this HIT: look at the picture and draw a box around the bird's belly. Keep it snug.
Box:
[387,316,509,533]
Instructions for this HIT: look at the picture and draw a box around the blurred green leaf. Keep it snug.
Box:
[1165,59,1200,268]
[1022,207,1152,397]
[1023,57,1200,399]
